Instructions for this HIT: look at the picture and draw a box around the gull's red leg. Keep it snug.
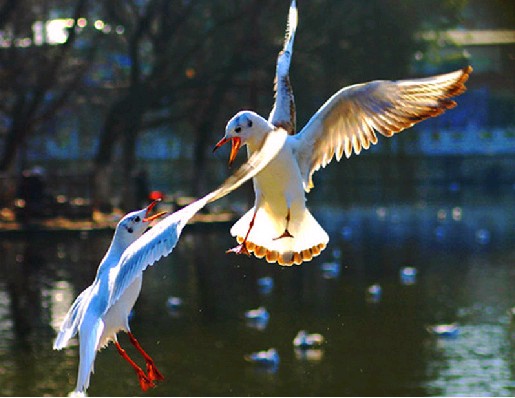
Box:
[273,209,294,240]
[226,207,258,256]
[128,332,165,382]
[114,341,155,391]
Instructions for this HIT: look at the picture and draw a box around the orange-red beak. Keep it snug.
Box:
[213,136,242,167]
[143,199,167,222]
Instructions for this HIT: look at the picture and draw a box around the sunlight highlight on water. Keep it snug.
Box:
[48,280,75,334]
[425,324,514,396]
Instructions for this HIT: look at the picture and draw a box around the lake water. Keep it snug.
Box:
[0,188,514,396]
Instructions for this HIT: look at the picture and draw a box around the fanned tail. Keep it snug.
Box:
[231,206,328,266]
[75,315,104,394]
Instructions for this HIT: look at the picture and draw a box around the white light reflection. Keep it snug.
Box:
[0,287,14,350]
[46,18,74,44]
[94,20,105,30]
[49,280,75,338]
[452,206,463,221]
[425,324,513,396]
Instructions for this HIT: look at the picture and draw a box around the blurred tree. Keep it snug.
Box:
[0,0,467,210]
[92,0,283,209]
[0,0,93,173]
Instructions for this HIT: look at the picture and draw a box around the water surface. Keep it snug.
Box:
[0,192,514,396]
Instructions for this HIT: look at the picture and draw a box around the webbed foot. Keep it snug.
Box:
[226,243,251,256]
[273,229,294,240]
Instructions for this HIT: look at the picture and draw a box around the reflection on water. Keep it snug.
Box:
[0,193,514,396]
[47,280,75,336]
[426,324,513,396]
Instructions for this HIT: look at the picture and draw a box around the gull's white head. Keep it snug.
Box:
[213,111,272,166]
[114,199,167,246]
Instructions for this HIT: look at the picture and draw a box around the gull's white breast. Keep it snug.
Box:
[98,276,142,349]
[248,140,305,214]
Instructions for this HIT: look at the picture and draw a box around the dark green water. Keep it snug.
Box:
[0,191,514,396]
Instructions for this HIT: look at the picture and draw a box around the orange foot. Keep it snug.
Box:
[146,361,165,382]
[226,243,250,256]
[136,370,155,392]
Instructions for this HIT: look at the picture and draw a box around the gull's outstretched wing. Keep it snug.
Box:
[107,128,288,308]
[293,66,472,192]
[268,0,297,134]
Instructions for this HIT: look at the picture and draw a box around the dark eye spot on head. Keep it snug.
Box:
[127,227,134,233]
[135,216,140,222]
[235,127,241,133]
[247,120,253,127]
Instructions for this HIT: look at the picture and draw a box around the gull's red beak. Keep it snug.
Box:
[213,137,242,167]
[143,199,167,222]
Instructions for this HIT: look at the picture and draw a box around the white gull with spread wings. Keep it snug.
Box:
[214,65,473,266]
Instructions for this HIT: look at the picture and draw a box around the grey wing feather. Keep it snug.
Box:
[107,128,288,308]
[293,66,472,192]
[269,0,297,134]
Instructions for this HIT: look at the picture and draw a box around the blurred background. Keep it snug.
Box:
[0,0,513,396]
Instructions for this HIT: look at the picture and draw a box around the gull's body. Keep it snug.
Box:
[55,126,288,394]
[216,67,472,266]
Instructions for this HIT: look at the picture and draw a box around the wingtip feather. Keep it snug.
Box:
[53,329,74,350]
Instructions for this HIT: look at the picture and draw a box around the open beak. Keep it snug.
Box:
[143,199,167,222]
[213,136,242,167]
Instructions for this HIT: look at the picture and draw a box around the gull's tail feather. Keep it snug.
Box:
[68,390,87,397]
[75,316,104,394]
[231,206,329,266]
[54,286,93,350]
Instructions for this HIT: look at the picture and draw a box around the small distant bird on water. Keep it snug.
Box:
[244,348,280,367]
[244,306,270,321]
[293,330,325,348]
[257,276,274,295]
[427,323,460,338]
[366,284,382,303]
[54,128,288,395]
[400,266,418,285]
[320,261,340,279]
[244,306,270,331]
[166,296,183,311]
[214,2,472,266]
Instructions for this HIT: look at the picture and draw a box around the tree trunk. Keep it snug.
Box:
[92,164,113,213]
[0,125,25,173]
[93,89,146,211]
[120,126,139,210]
[0,95,29,172]
[191,80,234,196]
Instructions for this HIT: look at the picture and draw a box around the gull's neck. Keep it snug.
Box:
[246,119,276,154]
[96,230,133,277]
